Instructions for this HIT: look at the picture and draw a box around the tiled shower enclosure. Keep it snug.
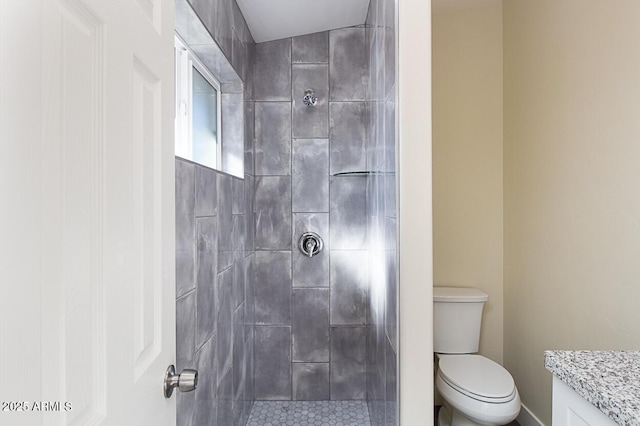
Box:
[175,0,397,424]
[252,27,372,401]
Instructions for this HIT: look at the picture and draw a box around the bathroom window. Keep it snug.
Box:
[175,36,221,170]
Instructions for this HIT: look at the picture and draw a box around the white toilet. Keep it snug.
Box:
[434,287,521,426]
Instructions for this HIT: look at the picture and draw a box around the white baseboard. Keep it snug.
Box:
[517,403,545,426]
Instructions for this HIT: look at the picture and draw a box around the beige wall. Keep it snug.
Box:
[503,1,640,424]
[432,3,504,363]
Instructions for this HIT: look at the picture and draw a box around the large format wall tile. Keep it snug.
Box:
[292,139,329,213]
[255,176,291,249]
[243,335,255,418]
[195,335,217,426]
[366,325,383,424]
[292,65,329,139]
[292,31,329,64]
[330,176,367,250]
[292,363,330,400]
[330,102,367,175]
[330,28,368,101]
[244,174,255,251]
[177,390,195,426]
[330,251,368,325]
[216,266,234,381]
[188,0,216,39]
[232,177,245,215]
[385,337,397,425]
[292,289,329,362]
[385,217,397,351]
[195,165,217,217]
[254,39,291,101]
[254,251,291,325]
[244,254,255,325]
[221,93,244,178]
[330,326,367,399]
[244,102,255,175]
[215,0,233,58]
[217,173,234,271]
[196,217,218,349]
[232,306,247,425]
[384,27,395,101]
[233,213,247,260]
[255,102,291,175]
[216,366,234,426]
[176,160,196,297]
[232,248,246,310]
[177,290,197,370]
[292,213,329,287]
[255,326,292,400]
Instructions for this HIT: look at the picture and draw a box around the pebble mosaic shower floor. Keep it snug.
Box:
[246,401,371,426]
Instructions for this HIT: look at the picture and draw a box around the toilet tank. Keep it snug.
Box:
[433,287,488,354]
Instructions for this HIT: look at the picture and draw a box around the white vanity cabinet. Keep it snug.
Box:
[552,377,617,426]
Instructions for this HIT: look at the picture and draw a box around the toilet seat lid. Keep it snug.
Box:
[438,355,516,403]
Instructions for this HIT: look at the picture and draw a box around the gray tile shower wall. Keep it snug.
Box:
[176,159,255,426]
[187,0,253,95]
[177,0,256,425]
[253,27,372,402]
[366,0,397,424]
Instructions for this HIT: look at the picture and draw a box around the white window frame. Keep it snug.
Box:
[175,34,222,170]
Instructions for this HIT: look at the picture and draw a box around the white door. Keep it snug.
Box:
[0,0,176,425]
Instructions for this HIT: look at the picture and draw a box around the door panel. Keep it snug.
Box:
[41,2,107,423]
[0,0,175,424]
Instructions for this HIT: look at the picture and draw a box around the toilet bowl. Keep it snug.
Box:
[433,287,521,426]
[436,354,520,426]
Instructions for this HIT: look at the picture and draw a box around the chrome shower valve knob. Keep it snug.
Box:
[298,232,323,257]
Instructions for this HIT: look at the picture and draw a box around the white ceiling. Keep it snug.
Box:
[236,0,371,43]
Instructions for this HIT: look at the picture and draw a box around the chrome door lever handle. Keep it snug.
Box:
[164,365,198,398]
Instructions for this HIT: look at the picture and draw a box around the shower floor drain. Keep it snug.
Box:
[246,400,371,426]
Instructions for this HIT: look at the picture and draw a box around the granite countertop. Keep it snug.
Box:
[544,350,640,426]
